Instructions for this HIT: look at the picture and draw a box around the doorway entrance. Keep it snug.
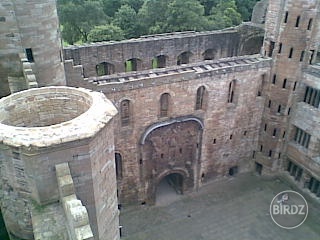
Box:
[156,173,183,205]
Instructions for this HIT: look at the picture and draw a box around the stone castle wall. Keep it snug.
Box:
[64,24,264,78]
[0,87,119,240]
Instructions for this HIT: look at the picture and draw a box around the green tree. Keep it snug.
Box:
[198,0,220,15]
[235,0,259,21]
[208,0,242,30]
[58,0,107,44]
[121,0,144,12]
[138,0,172,34]
[101,0,122,17]
[88,24,125,42]
[165,0,209,32]
[113,5,142,38]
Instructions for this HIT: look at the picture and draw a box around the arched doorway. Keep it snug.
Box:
[140,117,204,204]
[156,173,183,205]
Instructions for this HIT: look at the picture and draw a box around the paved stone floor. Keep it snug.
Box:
[120,173,320,240]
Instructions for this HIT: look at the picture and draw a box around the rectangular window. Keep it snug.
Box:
[25,48,34,62]
[268,100,272,108]
[272,74,276,84]
[294,127,311,148]
[269,41,275,57]
[284,11,289,23]
[277,105,282,113]
[282,78,287,88]
[295,16,300,27]
[273,128,277,137]
[293,81,297,91]
[264,124,267,131]
[278,43,282,53]
[300,51,305,62]
[289,48,293,58]
[268,150,272,157]
[303,86,320,108]
[307,18,313,30]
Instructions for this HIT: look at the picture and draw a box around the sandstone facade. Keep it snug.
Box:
[0,0,319,240]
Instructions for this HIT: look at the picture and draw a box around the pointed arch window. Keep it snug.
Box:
[115,153,123,180]
[120,100,130,126]
[160,93,170,117]
[195,86,206,110]
[228,80,236,103]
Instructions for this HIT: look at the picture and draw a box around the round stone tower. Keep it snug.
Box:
[0,87,119,240]
[0,0,66,97]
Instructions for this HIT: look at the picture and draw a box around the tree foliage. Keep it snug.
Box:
[57,0,260,45]
[88,24,125,42]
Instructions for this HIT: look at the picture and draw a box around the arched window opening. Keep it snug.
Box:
[125,58,141,72]
[195,86,206,110]
[120,100,130,126]
[203,49,216,60]
[96,62,115,76]
[115,153,123,180]
[152,55,167,68]
[160,93,170,117]
[177,51,192,65]
[227,80,236,103]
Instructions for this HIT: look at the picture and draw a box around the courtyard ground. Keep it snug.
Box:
[120,173,320,240]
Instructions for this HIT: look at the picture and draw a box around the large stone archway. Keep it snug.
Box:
[140,117,203,204]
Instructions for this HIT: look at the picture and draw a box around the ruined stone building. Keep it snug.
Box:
[0,0,319,239]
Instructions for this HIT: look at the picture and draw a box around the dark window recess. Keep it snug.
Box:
[300,51,305,62]
[277,105,282,113]
[307,18,313,30]
[120,100,130,126]
[160,93,170,117]
[283,131,286,138]
[284,11,289,23]
[25,48,34,62]
[229,166,238,176]
[227,80,236,103]
[268,41,275,57]
[213,139,216,144]
[308,177,320,197]
[295,16,300,27]
[287,160,303,182]
[272,74,276,84]
[229,134,233,140]
[260,145,263,152]
[293,81,297,91]
[278,43,282,53]
[115,153,123,180]
[0,17,5,22]
[289,48,293,58]
[282,78,287,88]
[268,150,272,157]
[287,107,291,115]
[252,151,256,159]
[195,86,205,110]
[243,131,247,136]
[273,128,277,137]
[304,86,320,108]
[268,100,272,108]
[278,153,281,159]
[310,50,315,64]
[264,124,267,131]
[294,127,311,148]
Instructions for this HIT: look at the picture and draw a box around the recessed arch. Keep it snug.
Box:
[96,62,115,76]
[141,116,204,145]
[202,49,217,60]
[152,55,168,68]
[125,58,142,72]
[177,51,193,65]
